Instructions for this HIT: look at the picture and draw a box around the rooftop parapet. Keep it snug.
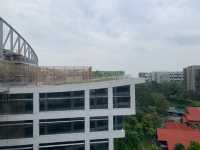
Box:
[0,61,138,87]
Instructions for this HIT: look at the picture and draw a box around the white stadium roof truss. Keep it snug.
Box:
[0,17,38,65]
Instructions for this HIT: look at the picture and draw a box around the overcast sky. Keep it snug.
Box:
[1,0,200,76]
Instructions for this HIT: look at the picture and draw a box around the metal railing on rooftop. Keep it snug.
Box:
[0,75,131,87]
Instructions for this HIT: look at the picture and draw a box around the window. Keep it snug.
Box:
[113,116,125,130]
[113,85,130,108]
[90,116,108,132]
[0,145,33,150]
[40,118,84,135]
[90,88,108,109]
[0,121,33,139]
[39,141,85,150]
[0,93,33,115]
[113,85,130,97]
[90,139,108,150]
[39,91,84,111]
[195,70,200,90]
[40,91,84,98]
[113,97,130,108]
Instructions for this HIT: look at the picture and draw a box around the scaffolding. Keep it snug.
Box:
[38,66,92,85]
[0,60,92,86]
[0,17,123,87]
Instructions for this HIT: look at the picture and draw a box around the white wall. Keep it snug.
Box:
[0,78,144,150]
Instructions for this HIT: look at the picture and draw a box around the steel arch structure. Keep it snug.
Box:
[0,17,38,65]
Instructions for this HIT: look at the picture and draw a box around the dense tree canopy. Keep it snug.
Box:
[115,82,170,150]
[115,82,200,150]
[188,141,200,150]
[174,143,185,150]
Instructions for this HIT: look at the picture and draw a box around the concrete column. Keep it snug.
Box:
[85,139,90,150]
[85,116,90,136]
[108,87,114,141]
[0,18,3,58]
[108,87,113,110]
[85,89,89,111]
[108,87,114,150]
[109,138,114,150]
[85,89,90,150]
[130,84,136,114]
[109,115,113,132]
[33,89,39,150]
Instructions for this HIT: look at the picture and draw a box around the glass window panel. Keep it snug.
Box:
[90,117,108,132]
[40,98,84,111]
[39,91,85,112]
[9,93,33,99]
[0,145,33,150]
[90,88,108,109]
[39,144,85,150]
[72,121,84,132]
[0,94,33,115]
[0,121,33,139]
[113,116,124,130]
[113,97,130,108]
[90,143,108,150]
[40,91,84,99]
[90,97,108,109]
[40,118,84,135]
[90,88,108,97]
[73,99,84,109]
[113,85,130,97]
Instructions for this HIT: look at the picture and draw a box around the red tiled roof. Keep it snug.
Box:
[164,122,194,131]
[157,122,200,150]
[184,107,200,122]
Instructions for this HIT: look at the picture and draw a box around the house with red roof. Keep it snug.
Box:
[182,107,200,126]
[157,122,200,150]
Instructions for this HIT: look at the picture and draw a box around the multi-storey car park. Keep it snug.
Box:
[0,17,144,150]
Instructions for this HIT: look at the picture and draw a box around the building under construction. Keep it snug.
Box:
[0,17,93,86]
[0,17,144,150]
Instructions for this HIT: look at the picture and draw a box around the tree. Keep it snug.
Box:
[150,144,161,150]
[188,141,200,150]
[115,82,180,150]
[141,111,162,138]
[150,93,169,115]
[174,143,185,150]
[160,81,185,100]
[115,116,144,150]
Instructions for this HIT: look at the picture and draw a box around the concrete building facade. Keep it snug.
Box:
[0,78,143,150]
[138,72,150,82]
[184,65,200,92]
[139,71,184,83]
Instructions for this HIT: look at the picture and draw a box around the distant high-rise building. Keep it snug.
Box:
[184,65,200,92]
[92,71,125,78]
[139,71,184,83]
[151,71,184,83]
[138,72,151,81]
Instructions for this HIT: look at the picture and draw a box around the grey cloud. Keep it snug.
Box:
[0,0,200,76]
[166,32,200,47]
